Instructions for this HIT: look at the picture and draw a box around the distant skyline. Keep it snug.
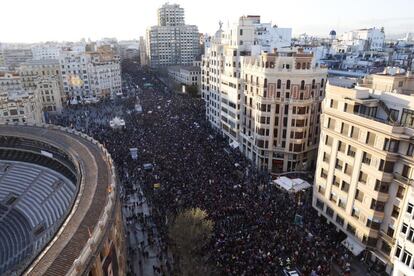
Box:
[1,0,414,43]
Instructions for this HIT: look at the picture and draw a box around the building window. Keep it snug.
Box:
[335,159,343,170]
[362,152,371,164]
[286,80,291,89]
[320,168,328,179]
[300,80,305,90]
[277,79,281,89]
[338,141,346,153]
[387,226,394,237]
[347,224,356,235]
[396,186,405,199]
[402,223,408,234]
[358,172,367,184]
[392,205,400,219]
[379,159,394,173]
[408,227,414,241]
[381,241,391,255]
[336,214,344,226]
[316,199,324,210]
[352,207,360,219]
[407,203,414,214]
[326,206,334,218]
[355,189,364,202]
[366,132,376,146]
[327,117,336,130]
[402,165,411,178]
[341,181,350,192]
[347,146,356,157]
[402,250,412,266]
[407,144,414,156]
[395,245,402,258]
[341,122,349,135]
[350,126,359,139]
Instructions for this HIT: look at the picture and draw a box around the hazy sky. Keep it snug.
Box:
[1,0,414,43]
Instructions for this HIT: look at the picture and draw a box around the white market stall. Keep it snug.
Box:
[272,176,311,193]
[110,117,126,130]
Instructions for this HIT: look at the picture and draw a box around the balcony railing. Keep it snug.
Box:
[394,172,414,186]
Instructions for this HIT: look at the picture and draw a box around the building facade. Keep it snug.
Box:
[31,45,62,60]
[2,49,33,70]
[146,3,200,68]
[35,77,63,113]
[240,50,327,172]
[333,27,385,53]
[59,50,121,100]
[18,59,65,113]
[202,16,324,172]
[168,65,201,87]
[0,90,43,124]
[139,37,148,66]
[313,69,414,275]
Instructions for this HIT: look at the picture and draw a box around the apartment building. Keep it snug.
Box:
[333,27,385,53]
[31,45,62,60]
[146,3,200,67]
[168,65,201,87]
[35,77,63,113]
[0,90,43,124]
[313,68,414,275]
[2,48,33,70]
[139,37,148,66]
[0,72,24,94]
[59,50,121,100]
[241,50,327,172]
[18,59,65,113]
[202,16,324,172]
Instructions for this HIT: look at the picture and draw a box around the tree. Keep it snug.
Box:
[186,85,199,97]
[168,208,214,276]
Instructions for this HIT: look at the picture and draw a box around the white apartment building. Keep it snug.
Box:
[168,65,201,87]
[59,50,121,100]
[202,16,325,172]
[333,27,385,53]
[2,49,33,70]
[313,68,414,275]
[89,52,122,98]
[146,3,200,68]
[31,45,62,60]
[139,37,148,66]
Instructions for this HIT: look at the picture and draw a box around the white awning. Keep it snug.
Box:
[341,237,364,256]
[272,177,311,193]
[229,141,239,149]
[110,117,125,128]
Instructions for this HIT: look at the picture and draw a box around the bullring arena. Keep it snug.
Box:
[0,123,126,276]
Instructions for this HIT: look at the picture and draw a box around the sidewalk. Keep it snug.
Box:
[122,185,171,276]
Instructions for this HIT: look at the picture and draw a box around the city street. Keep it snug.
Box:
[49,63,357,276]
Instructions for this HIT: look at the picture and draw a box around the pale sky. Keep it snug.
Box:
[1,0,414,43]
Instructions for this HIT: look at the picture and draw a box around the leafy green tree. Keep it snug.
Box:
[168,208,214,276]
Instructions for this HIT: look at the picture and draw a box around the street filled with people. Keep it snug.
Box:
[50,62,354,276]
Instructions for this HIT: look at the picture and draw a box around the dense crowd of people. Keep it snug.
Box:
[50,63,353,276]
